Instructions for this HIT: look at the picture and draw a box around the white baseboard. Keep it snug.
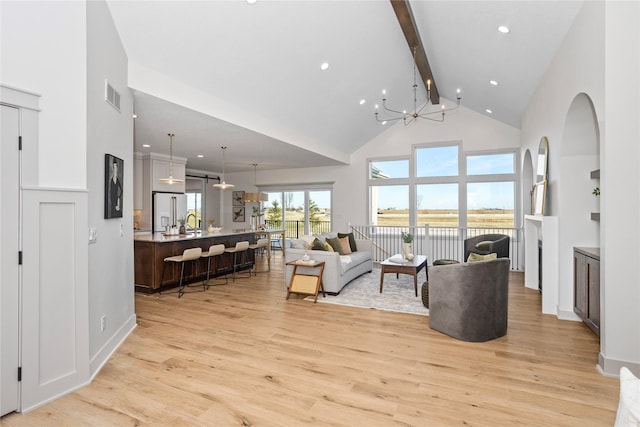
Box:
[556,307,582,321]
[89,314,137,379]
[598,352,640,377]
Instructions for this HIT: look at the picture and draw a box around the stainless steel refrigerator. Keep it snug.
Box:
[152,192,187,232]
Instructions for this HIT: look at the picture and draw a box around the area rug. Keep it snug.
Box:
[305,268,428,316]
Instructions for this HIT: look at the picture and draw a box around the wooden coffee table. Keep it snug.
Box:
[379,255,428,297]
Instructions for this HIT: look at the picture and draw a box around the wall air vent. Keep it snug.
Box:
[104,79,121,112]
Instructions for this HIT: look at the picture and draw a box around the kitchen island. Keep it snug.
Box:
[134,230,257,293]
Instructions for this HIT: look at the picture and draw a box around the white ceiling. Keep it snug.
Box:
[107,0,584,174]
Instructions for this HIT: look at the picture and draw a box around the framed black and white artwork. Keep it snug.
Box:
[105,153,124,219]
[232,191,245,206]
[233,207,245,222]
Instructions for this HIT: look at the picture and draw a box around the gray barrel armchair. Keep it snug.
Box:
[428,258,510,342]
[464,233,510,261]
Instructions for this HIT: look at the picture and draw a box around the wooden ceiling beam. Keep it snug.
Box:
[390,0,440,105]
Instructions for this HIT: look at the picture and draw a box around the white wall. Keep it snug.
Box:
[600,1,640,375]
[0,0,87,188]
[1,0,137,407]
[521,1,604,318]
[86,0,136,374]
[227,104,520,232]
[522,1,640,375]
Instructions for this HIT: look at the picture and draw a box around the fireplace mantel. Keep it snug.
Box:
[524,215,558,315]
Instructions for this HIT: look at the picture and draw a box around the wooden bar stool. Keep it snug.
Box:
[160,247,205,298]
[248,238,270,274]
[224,241,251,281]
[201,244,228,287]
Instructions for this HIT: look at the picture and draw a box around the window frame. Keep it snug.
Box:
[260,183,334,235]
[367,143,520,228]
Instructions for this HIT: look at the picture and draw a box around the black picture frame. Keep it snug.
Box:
[105,153,124,219]
[232,191,245,206]
[233,207,245,222]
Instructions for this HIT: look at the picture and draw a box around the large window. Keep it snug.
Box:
[368,144,518,229]
[467,182,515,228]
[371,185,409,226]
[416,145,458,177]
[416,184,459,227]
[263,187,332,237]
[467,153,515,175]
[466,152,516,228]
[370,160,409,179]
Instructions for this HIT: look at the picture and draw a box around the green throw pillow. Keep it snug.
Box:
[467,252,497,263]
[337,232,357,252]
[326,237,345,254]
[312,238,327,251]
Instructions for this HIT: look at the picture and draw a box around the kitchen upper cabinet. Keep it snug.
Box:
[151,158,186,193]
[134,152,188,232]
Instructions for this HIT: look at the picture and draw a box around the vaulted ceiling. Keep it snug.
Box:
[106,0,583,173]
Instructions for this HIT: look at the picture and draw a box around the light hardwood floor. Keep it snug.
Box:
[3,254,619,426]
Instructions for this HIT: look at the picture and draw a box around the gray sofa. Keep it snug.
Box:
[428,258,510,342]
[285,238,373,294]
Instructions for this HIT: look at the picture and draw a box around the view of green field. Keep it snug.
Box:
[376,209,514,228]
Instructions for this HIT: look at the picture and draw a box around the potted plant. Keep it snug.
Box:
[401,231,414,243]
[251,205,264,230]
[401,231,414,260]
[178,217,186,235]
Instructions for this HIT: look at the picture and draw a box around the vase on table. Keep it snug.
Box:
[402,243,413,261]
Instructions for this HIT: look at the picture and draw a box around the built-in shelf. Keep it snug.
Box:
[591,169,600,221]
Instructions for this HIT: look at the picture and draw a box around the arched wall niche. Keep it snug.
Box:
[554,92,600,319]
[562,93,600,157]
[559,92,600,230]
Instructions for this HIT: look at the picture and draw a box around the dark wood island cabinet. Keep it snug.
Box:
[134,231,257,293]
[573,247,600,337]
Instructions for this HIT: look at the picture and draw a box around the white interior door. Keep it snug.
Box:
[1,104,21,416]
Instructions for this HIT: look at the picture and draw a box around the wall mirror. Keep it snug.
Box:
[532,136,549,215]
[536,136,549,184]
[533,181,546,215]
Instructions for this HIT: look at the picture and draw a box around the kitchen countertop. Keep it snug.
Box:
[133,229,255,243]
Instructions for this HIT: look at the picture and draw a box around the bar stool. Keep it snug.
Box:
[201,244,228,287]
[224,241,251,281]
[248,238,270,274]
[160,247,205,298]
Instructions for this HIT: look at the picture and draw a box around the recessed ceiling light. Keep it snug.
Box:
[381,121,387,126]
[320,62,329,71]
[498,25,509,34]
[132,113,138,119]
[486,109,493,114]
[142,144,150,148]
[359,99,366,105]
[197,154,204,158]
[490,80,498,86]
[247,0,257,4]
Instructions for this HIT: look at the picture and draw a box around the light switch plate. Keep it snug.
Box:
[89,227,97,243]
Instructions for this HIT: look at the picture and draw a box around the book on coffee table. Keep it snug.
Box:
[387,254,407,264]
